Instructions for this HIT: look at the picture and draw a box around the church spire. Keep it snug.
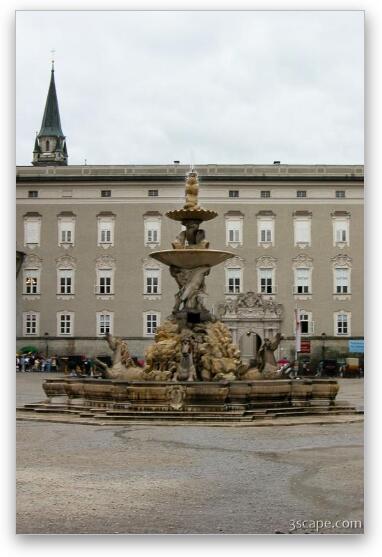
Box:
[32,63,68,166]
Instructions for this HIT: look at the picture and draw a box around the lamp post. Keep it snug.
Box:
[321,332,327,361]
[44,332,49,359]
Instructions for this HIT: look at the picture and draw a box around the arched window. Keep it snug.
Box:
[45,140,50,152]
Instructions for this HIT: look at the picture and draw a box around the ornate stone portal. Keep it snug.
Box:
[218,291,283,360]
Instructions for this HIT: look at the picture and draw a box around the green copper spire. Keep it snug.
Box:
[32,63,68,166]
[38,68,64,137]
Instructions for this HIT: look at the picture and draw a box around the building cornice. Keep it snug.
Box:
[16,174,364,185]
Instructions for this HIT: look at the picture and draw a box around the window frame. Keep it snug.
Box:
[294,217,311,247]
[257,216,275,246]
[97,268,113,295]
[57,312,74,337]
[144,216,161,247]
[23,268,40,295]
[97,215,115,247]
[143,311,160,336]
[335,267,350,294]
[58,215,76,247]
[334,311,351,336]
[144,267,161,295]
[225,267,242,294]
[23,311,39,336]
[258,268,274,294]
[335,190,346,199]
[225,216,243,247]
[294,267,312,294]
[260,190,271,199]
[333,217,350,247]
[57,268,74,295]
[96,311,114,336]
[299,311,314,335]
[24,215,41,247]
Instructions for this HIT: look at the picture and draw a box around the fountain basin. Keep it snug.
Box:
[42,377,340,411]
[150,249,234,269]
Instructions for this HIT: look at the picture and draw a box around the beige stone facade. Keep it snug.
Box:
[16,163,364,362]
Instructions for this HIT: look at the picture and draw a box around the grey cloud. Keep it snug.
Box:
[16,10,363,166]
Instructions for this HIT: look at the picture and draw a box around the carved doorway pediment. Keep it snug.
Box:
[217,291,283,361]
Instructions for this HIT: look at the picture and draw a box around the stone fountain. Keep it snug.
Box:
[20,171,348,423]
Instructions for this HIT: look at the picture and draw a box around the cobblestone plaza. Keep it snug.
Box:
[16,374,363,535]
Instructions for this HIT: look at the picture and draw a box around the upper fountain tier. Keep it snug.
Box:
[150,170,234,270]
[166,170,217,223]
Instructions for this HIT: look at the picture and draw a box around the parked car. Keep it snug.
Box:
[316,359,339,377]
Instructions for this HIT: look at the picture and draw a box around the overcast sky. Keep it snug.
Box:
[16,10,364,166]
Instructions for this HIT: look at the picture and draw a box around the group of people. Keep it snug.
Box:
[16,353,58,373]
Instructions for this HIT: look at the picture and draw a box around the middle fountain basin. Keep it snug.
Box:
[149,249,234,269]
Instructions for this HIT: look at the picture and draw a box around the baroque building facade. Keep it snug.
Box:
[16,69,364,362]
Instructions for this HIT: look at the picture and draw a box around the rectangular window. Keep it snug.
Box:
[297,190,307,198]
[296,269,310,294]
[101,190,111,197]
[28,191,38,198]
[229,228,240,243]
[145,269,160,294]
[61,229,72,243]
[99,314,111,335]
[101,228,111,243]
[300,313,309,334]
[259,269,273,293]
[260,229,272,242]
[261,191,271,198]
[148,190,159,197]
[144,218,161,245]
[146,314,158,335]
[294,219,311,244]
[258,218,274,246]
[335,268,349,293]
[98,269,112,294]
[25,219,41,245]
[337,314,348,335]
[147,228,158,243]
[335,222,347,242]
[97,216,115,246]
[229,190,239,198]
[227,268,241,293]
[226,220,242,244]
[99,223,112,243]
[59,314,72,335]
[24,313,38,335]
[336,190,346,198]
[24,270,39,294]
[58,269,73,294]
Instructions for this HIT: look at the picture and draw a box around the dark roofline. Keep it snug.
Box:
[16,174,363,185]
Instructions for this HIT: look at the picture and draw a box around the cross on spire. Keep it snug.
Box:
[51,49,56,70]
